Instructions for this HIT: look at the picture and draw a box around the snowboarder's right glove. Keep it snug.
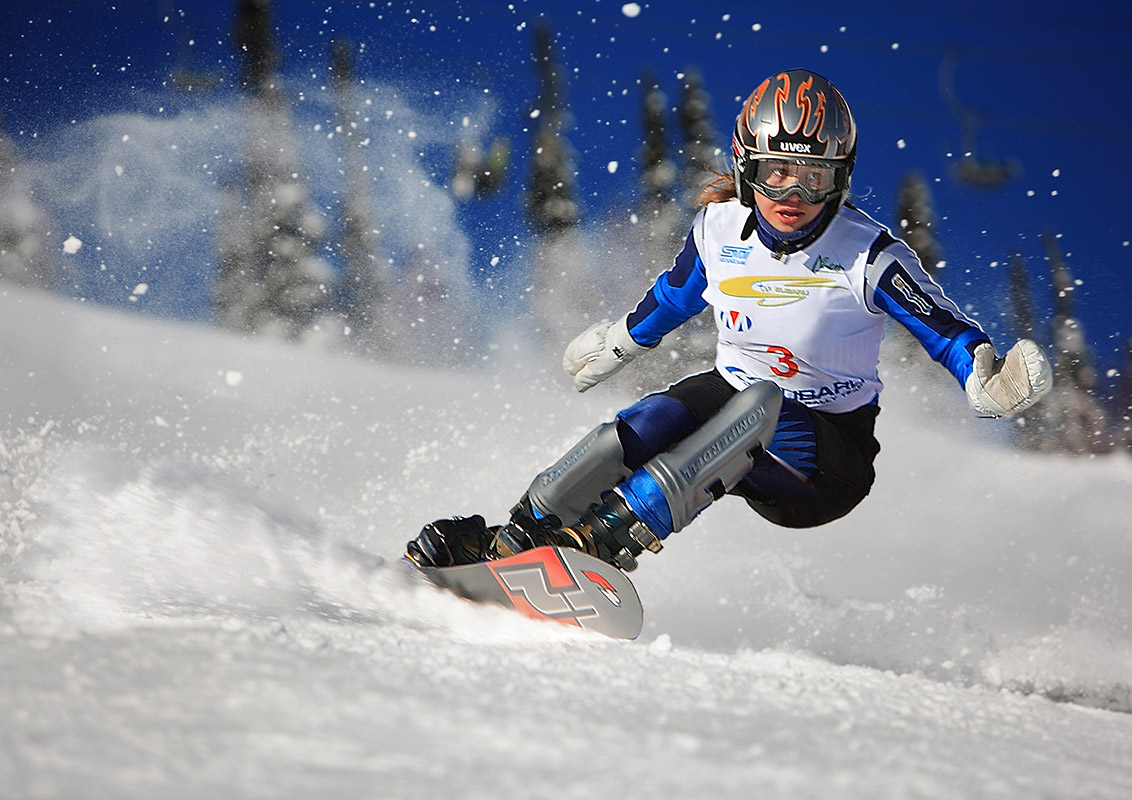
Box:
[965,340,1052,418]
[562,315,648,392]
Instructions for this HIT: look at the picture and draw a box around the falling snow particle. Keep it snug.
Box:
[621,3,641,18]
[897,139,906,149]
[225,370,243,387]
[891,42,900,50]
[1052,169,1060,177]
[607,161,618,174]
[63,236,82,254]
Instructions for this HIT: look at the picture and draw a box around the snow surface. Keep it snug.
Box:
[1,286,1131,799]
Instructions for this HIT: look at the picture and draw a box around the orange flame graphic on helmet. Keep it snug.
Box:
[744,78,769,134]
[767,73,827,142]
[736,78,770,161]
[796,76,827,140]
[774,73,791,136]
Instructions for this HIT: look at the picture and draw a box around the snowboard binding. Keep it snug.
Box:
[406,492,661,572]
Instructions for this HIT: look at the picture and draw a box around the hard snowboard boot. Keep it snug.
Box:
[495,493,662,572]
[408,493,662,572]
[405,507,566,568]
[406,515,495,568]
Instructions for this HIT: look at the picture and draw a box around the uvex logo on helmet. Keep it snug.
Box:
[773,140,814,154]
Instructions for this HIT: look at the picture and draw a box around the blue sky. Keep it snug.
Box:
[2,0,1130,379]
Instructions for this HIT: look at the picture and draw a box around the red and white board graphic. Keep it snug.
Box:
[418,546,643,639]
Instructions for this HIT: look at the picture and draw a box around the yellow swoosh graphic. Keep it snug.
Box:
[719,275,846,307]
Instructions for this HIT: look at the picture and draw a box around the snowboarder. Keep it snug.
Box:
[407,68,1052,572]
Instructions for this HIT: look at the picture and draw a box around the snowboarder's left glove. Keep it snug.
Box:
[562,315,648,392]
[966,340,1052,418]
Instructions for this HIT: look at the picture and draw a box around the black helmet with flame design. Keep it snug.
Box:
[732,69,857,209]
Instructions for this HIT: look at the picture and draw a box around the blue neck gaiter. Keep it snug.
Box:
[752,203,831,252]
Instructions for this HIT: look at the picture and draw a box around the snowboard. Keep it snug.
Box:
[416,546,643,640]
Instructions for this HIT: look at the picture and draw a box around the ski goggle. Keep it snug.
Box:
[743,158,848,205]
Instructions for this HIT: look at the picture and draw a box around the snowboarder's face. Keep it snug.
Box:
[753,189,826,233]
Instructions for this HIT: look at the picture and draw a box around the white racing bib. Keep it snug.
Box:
[696,201,887,412]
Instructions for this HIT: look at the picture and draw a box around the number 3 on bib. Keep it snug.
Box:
[767,345,799,378]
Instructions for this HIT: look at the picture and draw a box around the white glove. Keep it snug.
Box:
[966,340,1052,418]
[562,315,648,392]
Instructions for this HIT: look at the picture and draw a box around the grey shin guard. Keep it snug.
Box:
[621,380,783,536]
[524,421,632,525]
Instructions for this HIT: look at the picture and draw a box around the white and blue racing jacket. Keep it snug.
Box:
[626,198,991,413]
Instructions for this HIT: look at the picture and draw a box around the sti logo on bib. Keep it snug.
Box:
[719,245,753,265]
[719,275,847,307]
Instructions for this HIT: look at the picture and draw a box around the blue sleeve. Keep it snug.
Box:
[625,227,709,347]
[870,251,991,387]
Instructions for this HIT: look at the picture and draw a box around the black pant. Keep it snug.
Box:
[660,371,881,529]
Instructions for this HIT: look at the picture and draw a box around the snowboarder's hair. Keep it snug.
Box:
[696,169,738,208]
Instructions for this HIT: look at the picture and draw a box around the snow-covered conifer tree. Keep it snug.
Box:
[329,38,384,344]
[215,0,331,341]
[0,121,59,290]
[1039,230,1111,453]
[525,21,604,354]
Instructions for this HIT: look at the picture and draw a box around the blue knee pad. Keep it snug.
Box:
[616,394,699,469]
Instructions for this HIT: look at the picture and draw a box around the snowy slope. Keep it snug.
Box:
[1,286,1131,799]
